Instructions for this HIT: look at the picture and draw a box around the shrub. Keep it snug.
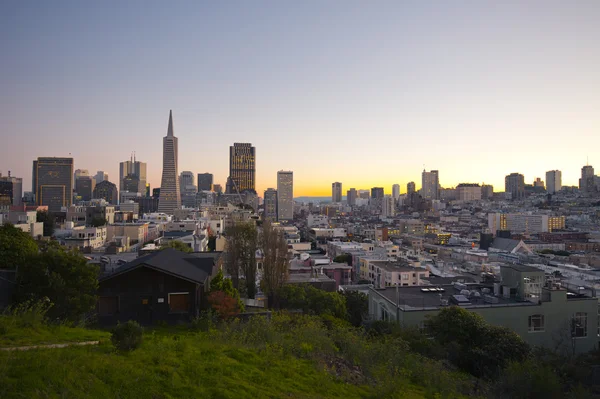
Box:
[111,320,143,351]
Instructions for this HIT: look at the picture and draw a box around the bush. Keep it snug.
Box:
[111,320,143,351]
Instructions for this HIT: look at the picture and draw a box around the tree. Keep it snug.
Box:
[492,359,563,399]
[224,221,258,298]
[160,240,193,253]
[36,211,55,237]
[341,290,368,327]
[15,248,99,322]
[259,220,289,305]
[90,217,107,227]
[333,254,352,264]
[278,284,347,320]
[208,269,244,314]
[207,291,240,320]
[0,224,38,269]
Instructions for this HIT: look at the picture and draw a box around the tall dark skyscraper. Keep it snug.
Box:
[228,143,255,193]
[75,176,95,201]
[332,182,342,203]
[33,157,74,212]
[347,188,357,207]
[93,180,118,204]
[197,173,213,191]
[0,173,23,206]
[158,110,181,214]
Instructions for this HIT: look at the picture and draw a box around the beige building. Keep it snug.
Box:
[107,222,150,244]
[456,183,482,201]
[488,213,565,235]
[360,259,429,287]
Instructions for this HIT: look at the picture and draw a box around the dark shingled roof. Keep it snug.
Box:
[100,248,219,284]
[491,237,520,252]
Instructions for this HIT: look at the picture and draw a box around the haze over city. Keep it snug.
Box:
[2,1,600,195]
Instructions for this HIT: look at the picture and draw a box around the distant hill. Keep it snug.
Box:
[294,196,346,203]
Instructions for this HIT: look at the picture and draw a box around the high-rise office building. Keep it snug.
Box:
[370,187,384,211]
[213,184,223,194]
[407,182,416,196]
[392,184,400,201]
[545,170,562,194]
[263,188,278,221]
[93,180,118,204]
[152,188,160,199]
[75,176,95,201]
[94,171,108,185]
[122,174,140,193]
[33,157,74,212]
[579,165,595,193]
[382,195,395,218]
[197,173,213,191]
[228,143,256,194]
[481,184,494,199]
[332,182,342,203]
[505,173,525,200]
[158,110,181,214]
[347,188,357,207]
[74,169,89,181]
[277,171,293,221]
[421,170,439,200]
[456,183,482,201]
[533,178,545,189]
[119,155,147,194]
[179,171,196,193]
[0,172,23,206]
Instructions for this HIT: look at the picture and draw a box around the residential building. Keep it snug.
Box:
[93,180,118,205]
[505,173,525,200]
[456,183,482,201]
[64,226,107,251]
[107,222,150,244]
[407,182,416,196]
[347,188,357,207]
[488,213,566,235]
[360,260,429,287]
[546,170,562,194]
[158,110,182,214]
[228,143,256,193]
[277,171,293,221]
[481,184,494,199]
[382,195,395,218]
[75,176,95,201]
[0,173,23,206]
[33,157,74,212]
[392,184,400,202]
[197,173,213,191]
[119,155,147,194]
[332,182,342,203]
[307,214,329,228]
[5,210,43,237]
[421,170,439,200]
[263,188,278,220]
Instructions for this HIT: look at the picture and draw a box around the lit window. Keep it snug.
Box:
[528,314,545,332]
[572,313,587,338]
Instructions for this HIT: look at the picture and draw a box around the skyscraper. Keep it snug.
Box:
[421,170,439,200]
[119,155,147,194]
[75,176,95,201]
[382,195,395,218]
[179,171,196,193]
[277,171,293,221]
[93,180,118,204]
[228,143,256,194]
[74,169,89,181]
[347,188,357,207]
[407,182,416,195]
[546,170,562,194]
[94,171,108,185]
[33,157,74,212]
[0,172,23,206]
[370,187,384,212]
[579,165,595,193]
[392,184,400,201]
[158,110,181,214]
[332,182,342,203]
[197,173,213,191]
[263,188,278,221]
[505,173,525,200]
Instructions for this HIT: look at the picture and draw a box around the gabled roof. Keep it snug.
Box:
[491,237,520,252]
[99,248,219,284]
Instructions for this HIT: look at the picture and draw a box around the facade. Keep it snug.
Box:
[407,182,416,196]
[579,165,595,193]
[347,188,357,207]
[158,110,182,214]
[179,171,195,193]
[119,157,147,194]
[488,213,566,235]
[277,171,293,221]
[481,184,494,199]
[421,170,439,200]
[228,143,256,193]
[94,171,108,185]
[332,182,342,203]
[64,226,107,250]
[360,260,429,287]
[368,265,599,354]
[533,177,545,189]
[456,183,482,201]
[505,173,525,200]
[382,195,395,218]
[0,174,23,206]
[546,170,562,194]
[197,173,213,191]
[74,169,89,180]
[93,180,118,205]
[75,176,95,201]
[392,184,400,202]
[263,188,278,220]
[33,157,74,212]
[370,187,384,211]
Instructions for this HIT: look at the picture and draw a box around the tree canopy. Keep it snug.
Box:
[0,224,38,270]
[160,240,193,253]
[36,211,56,237]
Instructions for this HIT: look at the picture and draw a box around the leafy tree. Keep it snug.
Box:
[259,220,289,305]
[278,284,346,320]
[224,221,258,298]
[15,248,99,322]
[36,211,55,237]
[208,269,244,313]
[160,240,193,253]
[340,290,368,327]
[90,217,107,227]
[492,359,563,399]
[0,224,38,269]
[333,254,351,264]
[207,291,240,320]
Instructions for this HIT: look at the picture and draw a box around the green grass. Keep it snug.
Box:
[0,332,426,399]
[0,315,110,348]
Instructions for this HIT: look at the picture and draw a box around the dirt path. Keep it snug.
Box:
[0,341,100,351]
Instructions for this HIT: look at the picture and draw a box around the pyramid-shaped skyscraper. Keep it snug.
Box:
[158,110,181,214]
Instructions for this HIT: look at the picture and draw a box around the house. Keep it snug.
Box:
[97,249,221,325]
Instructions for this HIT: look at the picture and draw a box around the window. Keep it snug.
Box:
[572,312,588,338]
[402,274,409,280]
[168,293,190,313]
[528,314,545,332]
[98,296,119,316]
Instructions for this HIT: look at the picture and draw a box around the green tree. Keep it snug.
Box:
[278,284,346,320]
[160,240,193,253]
[224,221,258,298]
[90,217,107,227]
[0,224,38,269]
[333,254,351,264]
[340,290,368,327]
[36,211,56,237]
[492,359,563,399]
[259,220,289,305]
[15,248,99,322]
[208,269,244,313]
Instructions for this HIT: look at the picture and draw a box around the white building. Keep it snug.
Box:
[64,226,107,250]
[277,171,293,221]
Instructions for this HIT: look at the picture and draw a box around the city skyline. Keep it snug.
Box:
[2,2,600,196]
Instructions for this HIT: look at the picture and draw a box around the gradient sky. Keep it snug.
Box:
[2,1,600,197]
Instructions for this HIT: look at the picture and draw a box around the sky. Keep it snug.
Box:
[1,1,600,197]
